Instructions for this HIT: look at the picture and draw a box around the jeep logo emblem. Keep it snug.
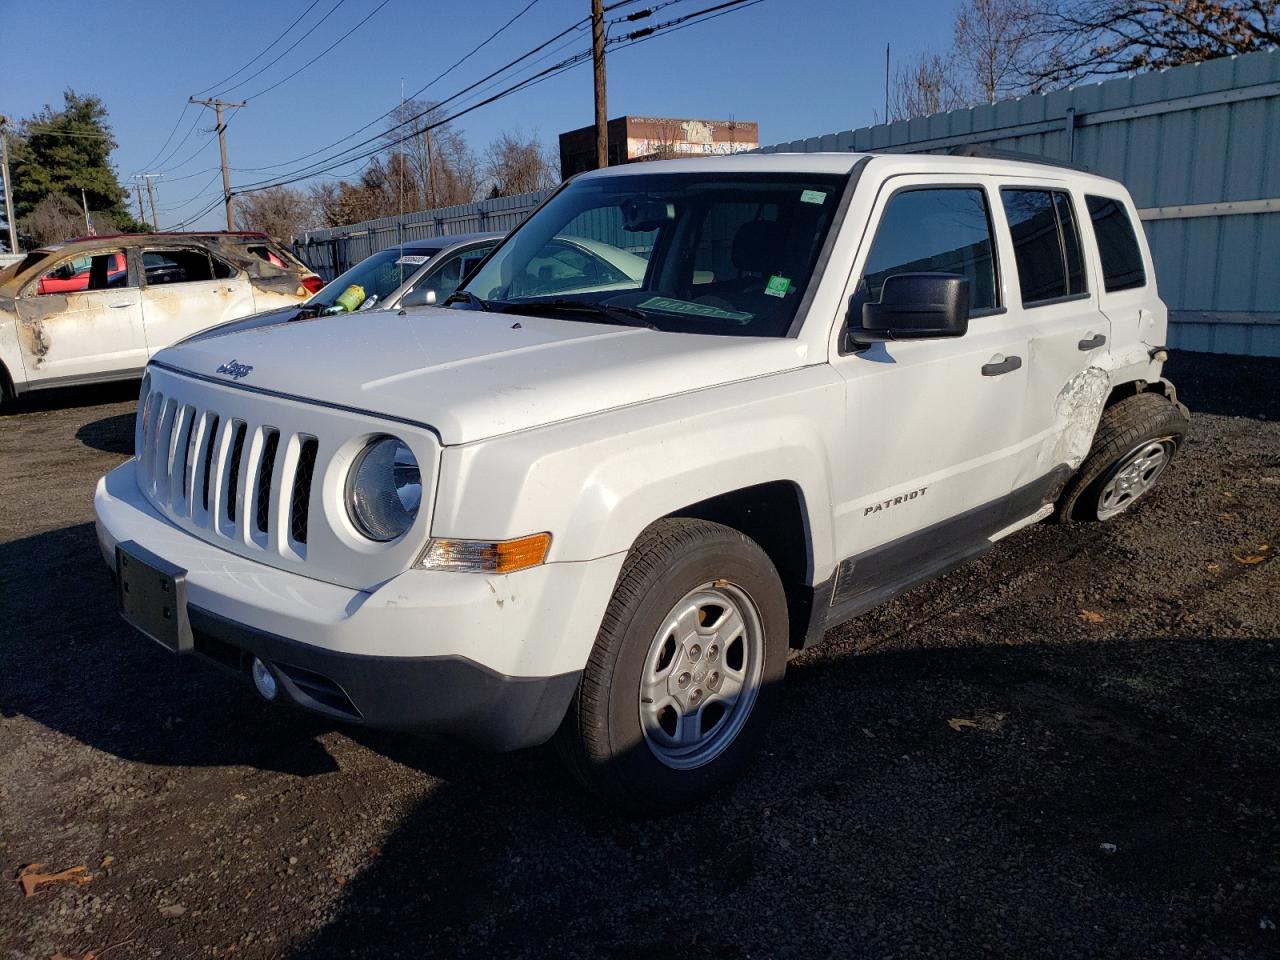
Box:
[215,359,253,380]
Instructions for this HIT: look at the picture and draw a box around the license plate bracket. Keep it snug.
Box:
[116,541,193,654]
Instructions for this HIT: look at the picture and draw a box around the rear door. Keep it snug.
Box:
[14,247,145,385]
[995,182,1111,485]
[139,245,255,352]
[1082,192,1156,351]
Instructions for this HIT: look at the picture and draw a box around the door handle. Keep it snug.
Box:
[981,354,1022,377]
[1078,333,1106,350]
[109,303,132,309]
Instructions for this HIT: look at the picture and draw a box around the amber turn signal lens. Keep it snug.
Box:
[416,532,552,574]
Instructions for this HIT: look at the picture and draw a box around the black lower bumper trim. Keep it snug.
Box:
[186,606,579,752]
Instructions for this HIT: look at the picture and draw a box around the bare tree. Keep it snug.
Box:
[19,194,84,245]
[233,185,319,242]
[384,100,480,210]
[483,130,557,198]
[1029,0,1280,86]
[890,53,969,121]
[953,0,1046,101]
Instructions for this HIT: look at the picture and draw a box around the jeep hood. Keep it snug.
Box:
[152,306,812,444]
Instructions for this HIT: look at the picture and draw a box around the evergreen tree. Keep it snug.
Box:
[10,89,145,232]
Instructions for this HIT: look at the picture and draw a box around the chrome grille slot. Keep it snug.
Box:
[289,437,318,546]
[255,430,280,535]
[200,415,221,513]
[225,422,248,524]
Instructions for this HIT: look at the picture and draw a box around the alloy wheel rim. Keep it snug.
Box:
[638,581,764,770]
[1096,438,1175,519]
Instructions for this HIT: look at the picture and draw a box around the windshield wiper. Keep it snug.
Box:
[498,299,657,330]
[443,289,490,311]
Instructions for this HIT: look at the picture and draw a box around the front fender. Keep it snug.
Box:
[431,365,844,582]
[0,308,27,393]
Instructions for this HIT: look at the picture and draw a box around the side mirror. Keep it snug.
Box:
[855,273,969,345]
[400,287,437,308]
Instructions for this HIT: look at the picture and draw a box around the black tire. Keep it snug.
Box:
[554,518,789,815]
[1053,391,1189,523]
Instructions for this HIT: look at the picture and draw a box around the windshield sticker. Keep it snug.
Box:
[800,189,827,204]
[764,275,791,298]
[638,296,752,323]
[396,255,430,266]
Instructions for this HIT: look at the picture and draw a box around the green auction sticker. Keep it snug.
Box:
[800,189,827,204]
[764,275,791,298]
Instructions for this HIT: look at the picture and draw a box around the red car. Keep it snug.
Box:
[36,251,127,294]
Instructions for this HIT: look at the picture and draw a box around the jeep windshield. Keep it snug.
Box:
[457,171,850,337]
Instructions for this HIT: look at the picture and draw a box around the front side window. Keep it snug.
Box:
[1000,188,1086,306]
[143,248,232,285]
[1086,195,1146,292]
[862,187,998,314]
[405,244,496,303]
[461,171,850,337]
[33,249,130,295]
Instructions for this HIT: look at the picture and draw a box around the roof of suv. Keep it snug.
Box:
[580,150,1125,189]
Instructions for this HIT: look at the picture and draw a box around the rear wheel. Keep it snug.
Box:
[555,518,788,815]
[1054,391,1189,522]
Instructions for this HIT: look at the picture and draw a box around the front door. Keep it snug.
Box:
[828,177,1031,604]
[15,247,145,386]
[139,246,255,352]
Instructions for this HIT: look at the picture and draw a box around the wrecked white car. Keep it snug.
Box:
[0,231,320,403]
[95,152,1188,813]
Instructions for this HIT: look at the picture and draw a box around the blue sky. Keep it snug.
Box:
[5,0,963,230]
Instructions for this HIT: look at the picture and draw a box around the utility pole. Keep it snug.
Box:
[189,97,246,230]
[80,188,92,234]
[0,115,17,254]
[135,174,161,231]
[135,181,146,227]
[591,0,608,170]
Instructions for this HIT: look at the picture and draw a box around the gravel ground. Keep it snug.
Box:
[1,352,1277,960]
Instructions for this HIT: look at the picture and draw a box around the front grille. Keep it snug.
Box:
[137,389,317,557]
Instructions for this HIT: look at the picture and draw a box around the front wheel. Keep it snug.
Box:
[1054,391,1189,522]
[555,518,789,815]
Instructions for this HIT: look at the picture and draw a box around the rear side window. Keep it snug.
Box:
[1000,188,1086,306]
[143,248,232,285]
[1086,195,1146,292]
[863,187,998,313]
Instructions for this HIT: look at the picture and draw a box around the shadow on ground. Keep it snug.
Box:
[76,413,136,455]
[1,379,140,416]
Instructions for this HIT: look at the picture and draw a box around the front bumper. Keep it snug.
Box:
[95,459,624,750]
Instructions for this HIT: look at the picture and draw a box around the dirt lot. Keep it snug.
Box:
[1,352,1277,960]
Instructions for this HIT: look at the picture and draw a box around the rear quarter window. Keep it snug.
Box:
[1086,195,1146,292]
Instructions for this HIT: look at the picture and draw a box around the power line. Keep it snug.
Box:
[215,0,351,97]
[180,0,760,226]
[230,1,746,198]
[226,0,564,176]
[194,0,327,96]
[241,0,396,100]
[131,104,190,175]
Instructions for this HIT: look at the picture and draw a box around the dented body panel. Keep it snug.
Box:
[0,232,317,396]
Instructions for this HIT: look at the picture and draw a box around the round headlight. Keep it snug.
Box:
[346,436,422,542]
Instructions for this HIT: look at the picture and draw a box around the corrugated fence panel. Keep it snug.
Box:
[756,48,1280,356]
[294,188,552,280]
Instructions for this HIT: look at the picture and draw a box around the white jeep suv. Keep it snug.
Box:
[94,152,1189,813]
